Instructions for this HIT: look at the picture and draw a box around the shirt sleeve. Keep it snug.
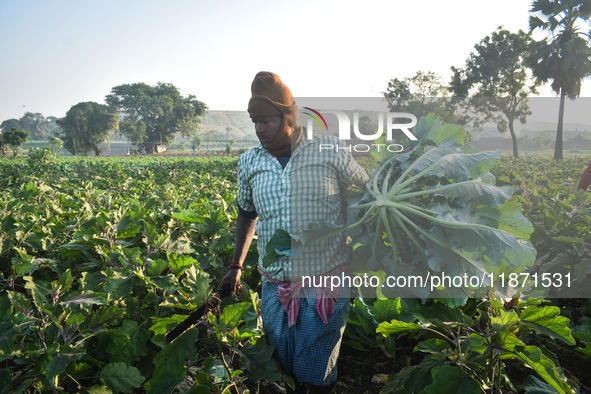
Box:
[238,205,258,219]
[237,152,258,214]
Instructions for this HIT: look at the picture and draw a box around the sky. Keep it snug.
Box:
[1,0,589,123]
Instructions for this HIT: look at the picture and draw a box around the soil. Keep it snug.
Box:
[332,344,398,394]
[240,343,394,394]
[540,340,591,393]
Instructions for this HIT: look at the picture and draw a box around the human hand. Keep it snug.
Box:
[219,268,242,295]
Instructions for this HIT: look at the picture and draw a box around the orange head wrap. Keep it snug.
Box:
[247,71,303,156]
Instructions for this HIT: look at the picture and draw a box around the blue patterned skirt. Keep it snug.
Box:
[261,281,349,386]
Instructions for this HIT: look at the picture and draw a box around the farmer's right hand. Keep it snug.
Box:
[219,268,242,295]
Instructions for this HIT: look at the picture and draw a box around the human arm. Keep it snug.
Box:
[218,211,257,295]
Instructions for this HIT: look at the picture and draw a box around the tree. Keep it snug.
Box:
[56,102,119,156]
[383,70,467,125]
[105,82,207,154]
[105,133,113,151]
[191,135,202,151]
[2,113,59,140]
[357,115,374,134]
[1,128,28,157]
[20,112,51,140]
[0,135,5,157]
[46,116,62,138]
[450,28,540,157]
[226,138,236,156]
[48,137,63,153]
[527,0,591,161]
[0,119,21,132]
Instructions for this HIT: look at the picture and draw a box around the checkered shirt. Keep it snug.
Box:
[238,135,368,282]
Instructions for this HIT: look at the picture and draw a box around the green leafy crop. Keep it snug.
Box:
[376,296,579,393]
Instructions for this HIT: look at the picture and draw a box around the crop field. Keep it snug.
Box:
[1,148,591,393]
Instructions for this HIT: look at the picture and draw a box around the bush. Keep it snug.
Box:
[27,146,58,167]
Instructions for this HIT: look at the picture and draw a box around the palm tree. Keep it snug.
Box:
[527,0,591,161]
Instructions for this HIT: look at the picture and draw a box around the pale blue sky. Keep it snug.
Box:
[0,0,585,122]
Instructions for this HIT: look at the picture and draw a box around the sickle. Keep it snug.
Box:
[165,283,232,343]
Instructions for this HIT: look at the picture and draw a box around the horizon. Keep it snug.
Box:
[3,0,590,124]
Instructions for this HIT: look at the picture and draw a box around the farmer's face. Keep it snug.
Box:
[253,115,282,150]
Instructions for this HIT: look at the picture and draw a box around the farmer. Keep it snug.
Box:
[219,71,367,393]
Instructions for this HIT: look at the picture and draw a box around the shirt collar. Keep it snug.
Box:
[252,128,316,158]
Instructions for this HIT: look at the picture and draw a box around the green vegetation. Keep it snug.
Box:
[192,135,203,152]
[451,28,539,158]
[56,102,119,157]
[1,123,590,392]
[225,139,236,156]
[0,155,276,393]
[0,113,60,141]
[105,82,207,154]
[1,128,29,158]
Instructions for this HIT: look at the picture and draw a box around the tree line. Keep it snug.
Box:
[53,82,208,156]
[384,0,591,160]
[2,1,590,160]
[0,82,208,157]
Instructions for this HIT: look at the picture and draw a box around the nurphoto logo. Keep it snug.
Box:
[302,108,418,152]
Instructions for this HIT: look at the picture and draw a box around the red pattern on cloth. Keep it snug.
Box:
[578,159,591,191]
